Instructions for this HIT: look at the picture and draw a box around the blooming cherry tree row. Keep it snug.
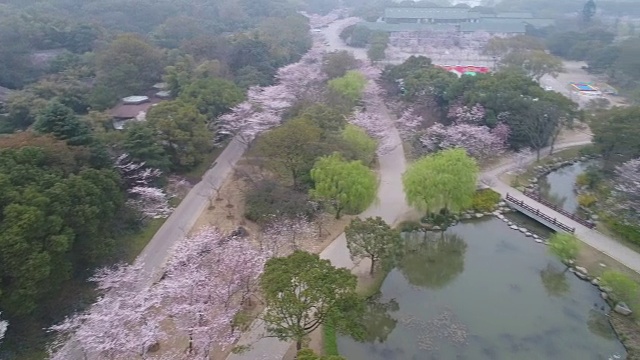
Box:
[419,123,507,160]
[114,154,173,219]
[346,64,397,155]
[49,227,269,360]
[614,158,640,215]
[396,107,423,141]
[217,41,327,144]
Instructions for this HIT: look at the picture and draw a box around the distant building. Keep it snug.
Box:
[109,95,162,130]
[363,7,553,34]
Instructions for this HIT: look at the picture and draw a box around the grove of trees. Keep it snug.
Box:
[0,0,332,356]
[385,56,577,159]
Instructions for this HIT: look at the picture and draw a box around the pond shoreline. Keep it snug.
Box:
[339,216,625,359]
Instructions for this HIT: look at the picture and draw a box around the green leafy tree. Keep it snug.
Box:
[322,51,358,79]
[547,233,580,265]
[3,91,48,132]
[179,77,244,120]
[122,122,171,171]
[328,71,367,105]
[341,124,377,166]
[92,34,165,108]
[298,103,348,134]
[163,54,196,96]
[501,50,564,81]
[34,100,91,146]
[255,118,324,189]
[261,250,363,351]
[145,100,211,170]
[0,141,125,317]
[345,217,402,275]
[600,271,639,307]
[403,148,478,214]
[591,106,640,166]
[310,153,377,219]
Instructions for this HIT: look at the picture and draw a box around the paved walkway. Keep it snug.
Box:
[227,21,409,359]
[136,138,248,285]
[483,141,640,275]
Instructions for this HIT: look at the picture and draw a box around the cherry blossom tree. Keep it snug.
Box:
[114,154,173,219]
[48,263,166,360]
[510,147,534,183]
[114,154,162,188]
[346,66,398,155]
[216,42,326,145]
[614,158,640,212]
[260,216,317,257]
[447,103,485,124]
[396,108,423,141]
[491,122,511,144]
[419,123,506,160]
[0,312,7,344]
[247,85,295,115]
[217,102,281,144]
[159,227,269,358]
[127,186,173,219]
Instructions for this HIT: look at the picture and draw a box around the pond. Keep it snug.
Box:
[538,161,596,215]
[337,218,625,360]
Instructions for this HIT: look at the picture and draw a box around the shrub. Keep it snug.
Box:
[578,145,598,157]
[600,271,640,308]
[577,193,597,208]
[398,220,422,232]
[575,173,590,187]
[244,180,315,224]
[471,189,501,212]
[605,217,640,246]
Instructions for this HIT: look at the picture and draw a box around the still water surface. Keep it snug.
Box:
[338,218,625,360]
[539,161,596,214]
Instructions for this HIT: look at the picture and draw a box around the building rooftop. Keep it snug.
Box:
[384,7,471,20]
[362,21,459,32]
[495,12,534,18]
[460,21,526,33]
[122,96,150,105]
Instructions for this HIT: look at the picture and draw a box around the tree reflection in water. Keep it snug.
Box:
[398,231,467,289]
[357,293,399,343]
[540,263,570,298]
[587,310,617,340]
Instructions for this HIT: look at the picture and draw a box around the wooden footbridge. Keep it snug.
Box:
[505,193,595,233]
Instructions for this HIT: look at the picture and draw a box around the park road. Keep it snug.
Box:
[137,137,247,285]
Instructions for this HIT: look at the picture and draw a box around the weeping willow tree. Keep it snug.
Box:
[402,148,478,215]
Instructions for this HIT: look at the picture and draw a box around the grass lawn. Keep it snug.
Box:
[123,218,166,262]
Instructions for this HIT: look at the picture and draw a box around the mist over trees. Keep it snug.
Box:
[0,0,322,356]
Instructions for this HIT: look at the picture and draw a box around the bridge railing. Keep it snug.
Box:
[505,193,576,233]
[522,191,596,229]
